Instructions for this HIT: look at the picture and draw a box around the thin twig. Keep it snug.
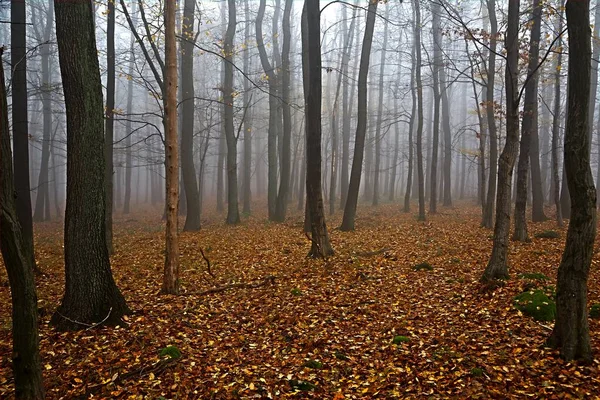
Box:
[55,307,113,330]
[199,248,215,278]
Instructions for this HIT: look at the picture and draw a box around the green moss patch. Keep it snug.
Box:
[413,262,433,271]
[518,272,550,281]
[290,288,302,296]
[289,379,316,391]
[392,335,411,345]
[590,303,600,319]
[159,345,182,359]
[514,290,556,321]
[303,359,323,369]
[471,367,484,377]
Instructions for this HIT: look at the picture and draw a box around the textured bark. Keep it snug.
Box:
[340,0,378,231]
[51,0,130,328]
[548,0,596,362]
[372,4,389,206]
[482,0,498,228]
[274,0,294,221]
[482,0,520,282]
[181,0,200,230]
[34,1,54,222]
[429,1,442,214]
[513,0,542,242]
[302,0,333,257]
[162,0,180,294]
[223,0,240,225]
[0,47,45,400]
[11,0,36,270]
[104,0,115,254]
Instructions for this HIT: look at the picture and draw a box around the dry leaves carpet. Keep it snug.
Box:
[1,203,599,399]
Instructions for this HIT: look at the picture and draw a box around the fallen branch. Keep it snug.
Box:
[55,307,114,330]
[199,247,215,278]
[184,275,276,296]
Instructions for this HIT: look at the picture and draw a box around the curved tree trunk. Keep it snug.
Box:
[340,0,378,231]
[51,0,130,328]
[548,0,596,362]
[481,0,520,282]
[0,47,45,400]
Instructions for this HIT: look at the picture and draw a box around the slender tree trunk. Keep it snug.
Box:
[123,0,137,215]
[404,37,416,213]
[51,0,130,328]
[104,0,115,254]
[303,0,333,257]
[0,47,45,400]
[429,1,442,214]
[340,0,378,231]
[548,0,596,362]
[513,0,542,242]
[162,0,180,294]
[481,0,520,282]
[415,0,426,221]
[243,0,253,215]
[440,45,452,207]
[11,0,36,271]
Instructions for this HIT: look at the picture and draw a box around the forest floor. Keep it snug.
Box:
[1,202,600,399]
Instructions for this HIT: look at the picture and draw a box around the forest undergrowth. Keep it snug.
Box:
[1,203,599,399]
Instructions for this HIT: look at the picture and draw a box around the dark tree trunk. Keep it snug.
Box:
[440,49,452,207]
[482,0,498,228]
[302,0,333,257]
[513,0,543,242]
[340,0,378,231]
[224,0,240,225]
[429,0,441,214]
[0,47,45,400]
[11,0,36,270]
[242,0,253,215]
[51,0,130,329]
[481,0,520,282]
[415,0,426,221]
[104,0,115,254]
[274,0,294,221]
[403,37,416,213]
[181,0,201,230]
[548,0,596,362]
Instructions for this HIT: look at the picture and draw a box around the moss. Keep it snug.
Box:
[535,230,560,239]
[290,288,302,296]
[590,303,600,319]
[159,345,182,359]
[303,359,323,369]
[518,272,550,281]
[514,290,556,321]
[392,335,411,345]
[471,367,484,377]
[413,262,433,271]
[334,351,349,361]
[289,379,316,391]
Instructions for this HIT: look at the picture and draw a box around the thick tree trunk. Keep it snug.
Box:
[11,0,36,271]
[51,0,130,328]
[303,0,333,257]
[340,0,378,231]
[162,0,180,294]
[548,0,596,362]
[181,0,201,230]
[223,0,240,225]
[0,47,45,400]
[482,0,498,228]
[481,0,520,282]
[513,0,542,242]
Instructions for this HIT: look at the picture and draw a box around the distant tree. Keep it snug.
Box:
[242,0,253,215]
[105,0,116,254]
[415,0,426,221]
[403,32,416,213]
[0,47,45,400]
[429,0,442,214]
[551,1,564,228]
[50,0,130,329]
[548,0,596,362]
[481,0,521,282]
[340,0,378,231]
[302,0,333,257]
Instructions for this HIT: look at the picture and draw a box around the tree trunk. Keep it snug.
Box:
[482,0,498,228]
[415,0,426,221]
[51,0,130,328]
[551,5,564,227]
[0,47,45,400]
[11,0,36,271]
[242,0,253,215]
[302,0,333,257]
[162,0,180,294]
[123,0,137,215]
[404,36,416,213]
[440,45,452,207]
[104,0,115,254]
[548,0,596,362]
[340,0,378,231]
[481,0,520,282]
[429,1,442,214]
[513,0,542,242]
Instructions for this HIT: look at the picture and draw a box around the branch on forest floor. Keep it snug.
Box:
[55,307,114,330]
[183,275,277,296]
[199,247,215,279]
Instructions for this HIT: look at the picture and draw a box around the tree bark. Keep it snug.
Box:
[429,0,442,214]
[51,0,130,328]
[481,0,520,282]
[440,43,452,207]
[104,0,115,254]
[551,5,564,227]
[548,0,596,362]
[415,0,426,221]
[404,35,416,213]
[0,47,45,400]
[340,0,378,231]
[242,0,253,215]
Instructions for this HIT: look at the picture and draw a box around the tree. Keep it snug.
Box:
[123,0,137,215]
[242,0,253,215]
[163,0,180,293]
[429,0,442,214]
[50,0,130,329]
[303,0,334,257]
[104,0,116,254]
[513,0,543,242]
[548,0,596,362]
[223,0,240,225]
[11,0,36,270]
[340,0,378,231]
[404,32,417,213]
[181,0,201,230]
[551,1,565,228]
[415,0,426,221]
[481,0,520,282]
[0,47,45,400]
